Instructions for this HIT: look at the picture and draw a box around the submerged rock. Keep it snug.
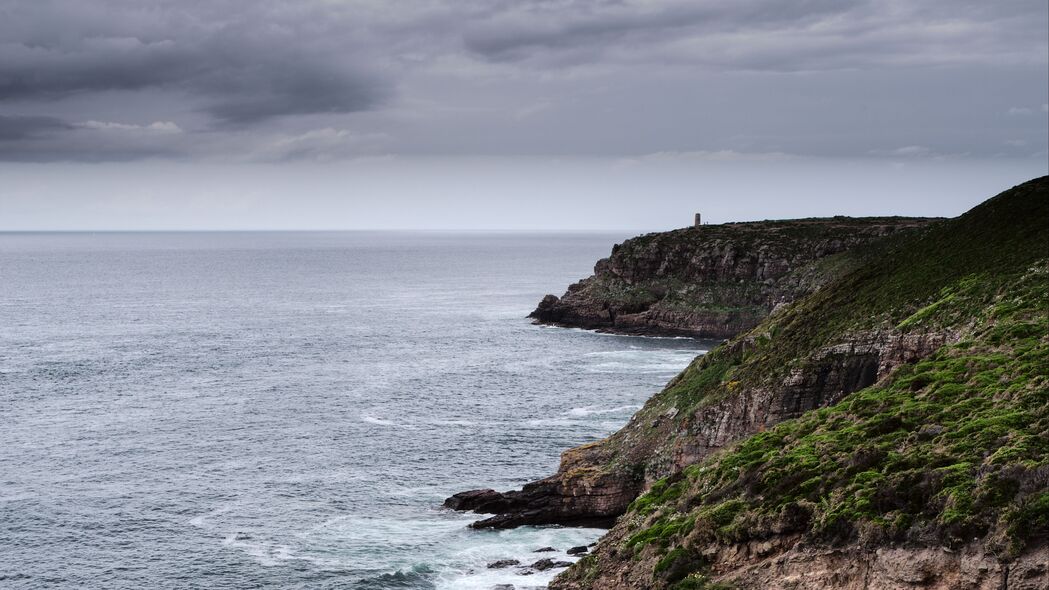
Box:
[486,559,520,569]
[566,546,588,555]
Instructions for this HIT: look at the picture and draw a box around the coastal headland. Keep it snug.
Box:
[448,177,1049,589]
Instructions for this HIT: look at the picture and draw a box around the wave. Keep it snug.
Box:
[567,404,640,417]
[523,417,579,427]
[360,413,414,429]
[426,419,477,427]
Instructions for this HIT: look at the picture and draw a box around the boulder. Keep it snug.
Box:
[530,558,573,571]
[442,489,509,513]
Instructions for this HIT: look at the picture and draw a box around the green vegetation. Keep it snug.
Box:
[677,267,1048,553]
[568,215,937,339]
[635,179,1048,418]
[567,178,1049,588]
[629,476,689,515]
[625,513,697,550]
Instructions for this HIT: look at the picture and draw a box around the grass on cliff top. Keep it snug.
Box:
[581,178,1049,588]
[661,177,1049,412]
[589,214,937,321]
[621,215,936,255]
[746,178,1048,378]
[610,263,1047,587]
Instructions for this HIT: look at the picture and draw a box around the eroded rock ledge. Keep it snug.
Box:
[446,326,951,529]
[447,221,946,531]
[449,178,1049,590]
[444,440,641,529]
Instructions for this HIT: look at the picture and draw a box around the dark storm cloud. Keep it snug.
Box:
[0,1,390,124]
[0,0,1045,162]
[462,0,1047,70]
[0,115,71,140]
[464,0,861,65]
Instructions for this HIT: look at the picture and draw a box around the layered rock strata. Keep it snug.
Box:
[530,217,936,338]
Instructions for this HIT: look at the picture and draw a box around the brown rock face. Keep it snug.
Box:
[529,217,937,338]
[551,533,1049,590]
[446,326,952,529]
[448,441,643,529]
[447,220,949,533]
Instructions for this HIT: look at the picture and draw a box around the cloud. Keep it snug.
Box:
[869,145,936,158]
[460,0,1048,71]
[0,1,1045,162]
[626,150,798,163]
[1008,107,1034,115]
[0,115,72,140]
[0,118,388,163]
[247,128,392,162]
[76,121,182,133]
[0,1,392,125]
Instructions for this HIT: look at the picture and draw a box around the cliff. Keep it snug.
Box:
[448,176,1049,589]
[529,217,936,338]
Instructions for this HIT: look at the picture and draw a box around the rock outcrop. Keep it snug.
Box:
[530,217,937,338]
[544,177,1049,589]
[445,439,642,529]
[448,177,1049,589]
[448,324,956,530]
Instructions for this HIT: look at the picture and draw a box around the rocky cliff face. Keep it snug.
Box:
[530,217,936,338]
[451,219,942,530]
[556,530,1048,590]
[542,177,1049,589]
[443,440,641,529]
[449,324,955,530]
[448,178,1049,589]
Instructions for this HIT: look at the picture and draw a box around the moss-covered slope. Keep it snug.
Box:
[553,177,1049,589]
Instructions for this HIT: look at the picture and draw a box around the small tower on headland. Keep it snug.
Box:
[694,213,702,228]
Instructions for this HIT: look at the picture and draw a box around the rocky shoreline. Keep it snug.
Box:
[445,178,1049,590]
[448,216,940,531]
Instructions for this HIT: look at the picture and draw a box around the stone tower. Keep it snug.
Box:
[694,213,702,227]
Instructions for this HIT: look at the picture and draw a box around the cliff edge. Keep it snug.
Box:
[529,217,936,338]
[448,176,1049,589]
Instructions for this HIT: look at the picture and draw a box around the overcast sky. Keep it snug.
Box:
[1,0,1046,230]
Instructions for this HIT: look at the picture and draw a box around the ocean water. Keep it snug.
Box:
[0,232,711,590]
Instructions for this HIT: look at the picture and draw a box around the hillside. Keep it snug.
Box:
[448,177,1049,588]
[530,217,936,338]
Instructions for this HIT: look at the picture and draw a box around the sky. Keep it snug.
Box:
[0,0,1046,230]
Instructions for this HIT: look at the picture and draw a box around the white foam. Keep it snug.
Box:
[523,417,578,427]
[188,504,234,528]
[431,525,602,590]
[568,404,640,417]
[359,412,414,429]
[580,348,704,374]
[429,419,477,427]
[220,534,294,568]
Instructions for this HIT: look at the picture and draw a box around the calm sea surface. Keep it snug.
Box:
[0,232,711,589]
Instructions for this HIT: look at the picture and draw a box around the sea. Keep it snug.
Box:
[0,231,712,590]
